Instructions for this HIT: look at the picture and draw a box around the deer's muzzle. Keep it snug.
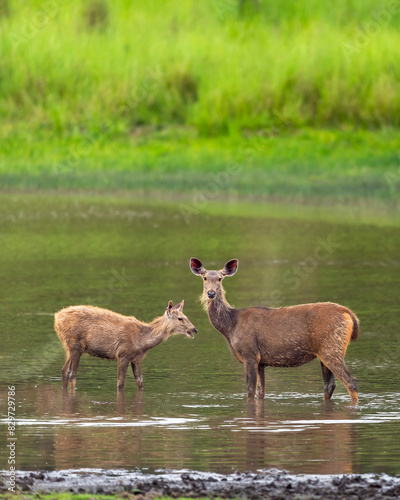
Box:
[186,328,198,338]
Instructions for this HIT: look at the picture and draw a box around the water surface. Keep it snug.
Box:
[0,194,399,475]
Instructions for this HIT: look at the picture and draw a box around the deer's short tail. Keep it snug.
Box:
[347,309,360,342]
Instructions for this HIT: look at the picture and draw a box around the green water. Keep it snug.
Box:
[0,194,399,475]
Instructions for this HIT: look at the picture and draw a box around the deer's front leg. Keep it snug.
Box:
[131,360,143,390]
[256,365,265,400]
[244,359,258,400]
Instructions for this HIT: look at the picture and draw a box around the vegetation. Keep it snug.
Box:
[1,128,399,203]
[1,0,399,201]
[2,0,400,133]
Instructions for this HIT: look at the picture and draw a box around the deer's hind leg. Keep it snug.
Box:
[68,348,82,390]
[61,355,71,390]
[256,365,265,400]
[317,354,358,404]
[131,360,143,391]
[320,361,336,400]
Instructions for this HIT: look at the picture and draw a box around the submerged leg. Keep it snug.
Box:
[61,356,71,390]
[321,361,336,400]
[68,350,81,390]
[117,358,129,391]
[244,359,258,401]
[256,365,265,400]
[131,361,143,391]
[317,355,358,404]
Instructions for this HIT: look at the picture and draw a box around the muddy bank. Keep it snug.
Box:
[1,469,400,499]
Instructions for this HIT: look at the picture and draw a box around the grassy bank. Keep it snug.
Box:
[1,127,400,203]
[1,0,400,135]
[1,1,399,206]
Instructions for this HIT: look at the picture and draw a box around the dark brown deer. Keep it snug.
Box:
[55,300,197,391]
[190,258,359,403]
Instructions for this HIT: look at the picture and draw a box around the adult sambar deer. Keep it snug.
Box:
[55,300,197,391]
[190,258,359,403]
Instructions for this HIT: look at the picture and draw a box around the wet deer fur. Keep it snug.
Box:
[55,300,197,391]
[190,258,359,403]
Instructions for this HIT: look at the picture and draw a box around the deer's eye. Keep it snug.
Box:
[218,278,222,281]
[203,277,207,281]
[178,317,183,321]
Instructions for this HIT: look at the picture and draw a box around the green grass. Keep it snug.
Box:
[1,127,400,204]
[1,0,400,135]
[1,1,400,206]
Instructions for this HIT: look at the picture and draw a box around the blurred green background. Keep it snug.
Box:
[0,0,399,206]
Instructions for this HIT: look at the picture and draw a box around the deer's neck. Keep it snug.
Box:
[205,292,237,341]
[142,317,173,351]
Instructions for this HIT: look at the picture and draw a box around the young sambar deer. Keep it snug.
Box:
[190,258,359,403]
[55,300,197,391]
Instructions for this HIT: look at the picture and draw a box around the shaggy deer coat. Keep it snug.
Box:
[55,300,197,391]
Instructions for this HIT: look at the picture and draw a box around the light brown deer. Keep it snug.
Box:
[190,258,359,403]
[55,300,197,391]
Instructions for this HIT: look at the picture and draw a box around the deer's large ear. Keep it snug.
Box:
[222,259,239,277]
[165,300,174,316]
[174,300,184,312]
[190,258,205,276]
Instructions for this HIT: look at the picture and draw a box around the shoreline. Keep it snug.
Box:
[2,468,400,499]
[0,189,399,227]
[2,128,399,201]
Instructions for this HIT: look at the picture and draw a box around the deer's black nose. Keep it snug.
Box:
[194,328,198,334]
[208,291,216,299]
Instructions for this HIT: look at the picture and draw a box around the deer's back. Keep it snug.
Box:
[54,305,142,360]
[233,302,356,367]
